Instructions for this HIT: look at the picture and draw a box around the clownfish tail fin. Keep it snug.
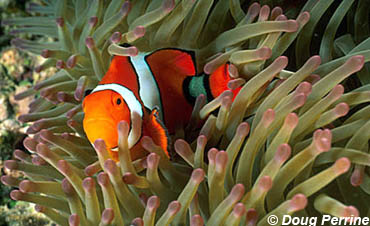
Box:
[207,63,241,99]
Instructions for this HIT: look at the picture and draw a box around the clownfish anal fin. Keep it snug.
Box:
[143,108,170,158]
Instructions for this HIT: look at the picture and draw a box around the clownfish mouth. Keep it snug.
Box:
[111,146,119,152]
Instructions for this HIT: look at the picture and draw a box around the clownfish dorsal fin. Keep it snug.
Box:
[143,108,170,157]
[145,48,197,76]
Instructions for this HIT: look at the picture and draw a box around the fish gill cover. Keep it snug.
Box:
[1,0,370,225]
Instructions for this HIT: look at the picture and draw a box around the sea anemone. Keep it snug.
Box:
[1,0,370,225]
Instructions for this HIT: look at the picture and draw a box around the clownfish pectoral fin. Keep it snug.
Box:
[143,108,170,158]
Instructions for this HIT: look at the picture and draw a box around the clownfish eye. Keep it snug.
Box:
[116,98,122,105]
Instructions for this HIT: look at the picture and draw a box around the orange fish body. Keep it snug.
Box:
[83,48,239,161]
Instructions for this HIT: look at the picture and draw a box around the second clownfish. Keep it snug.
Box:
[83,48,240,161]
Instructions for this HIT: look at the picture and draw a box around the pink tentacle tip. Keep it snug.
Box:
[131,217,144,226]
[350,168,364,187]
[286,20,299,32]
[259,5,270,21]
[262,109,275,127]
[85,37,95,49]
[347,55,365,71]
[236,122,250,137]
[141,136,153,148]
[94,138,107,151]
[23,137,37,151]
[215,151,228,169]
[67,55,77,68]
[274,56,289,68]
[167,201,181,215]
[147,196,160,211]
[104,159,118,174]
[275,14,287,21]
[233,203,246,217]
[118,120,130,135]
[82,177,95,192]
[290,194,308,211]
[127,46,139,56]
[230,184,245,201]
[102,208,115,224]
[314,129,332,152]
[308,55,322,66]
[333,157,351,175]
[332,84,345,97]
[248,2,261,15]
[89,16,98,27]
[190,214,204,226]
[296,82,312,96]
[162,0,175,13]
[298,11,311,23]
[271,6,283,18]
[69,214,80,226]
[228,64,240,80]
[146,153,160,169]
[1,176,16,186]
[220,90,233,100]
[40,129,52,140]
[197,135,207,147]
[246,208,258,224]
[343,206,359,218]
[120,1,131,15]
[207,148,218,163]
[35,143,48,157]
[4,160,18,170]
[110,32,122,44]
[274,143,291,163]
[293,92,307,108]
[221,95,232,108]
[32,156,47,166]
[10,190,23,200]
[191,168,205,184]
[258,46,272,59]
[19,180,33,193]
[13,149,29,161]
[285,113,299,128]
[258,176,273,191]
[55,17,64,27]
[334,102,349,117]
[57,160,71,175]
[74,91,83,103]
[174,139,190,154]
[61,178,74,194]
[133,26,146,38]
[97,172,110,186]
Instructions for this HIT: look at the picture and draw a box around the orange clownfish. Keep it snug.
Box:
[83,48,240,161]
